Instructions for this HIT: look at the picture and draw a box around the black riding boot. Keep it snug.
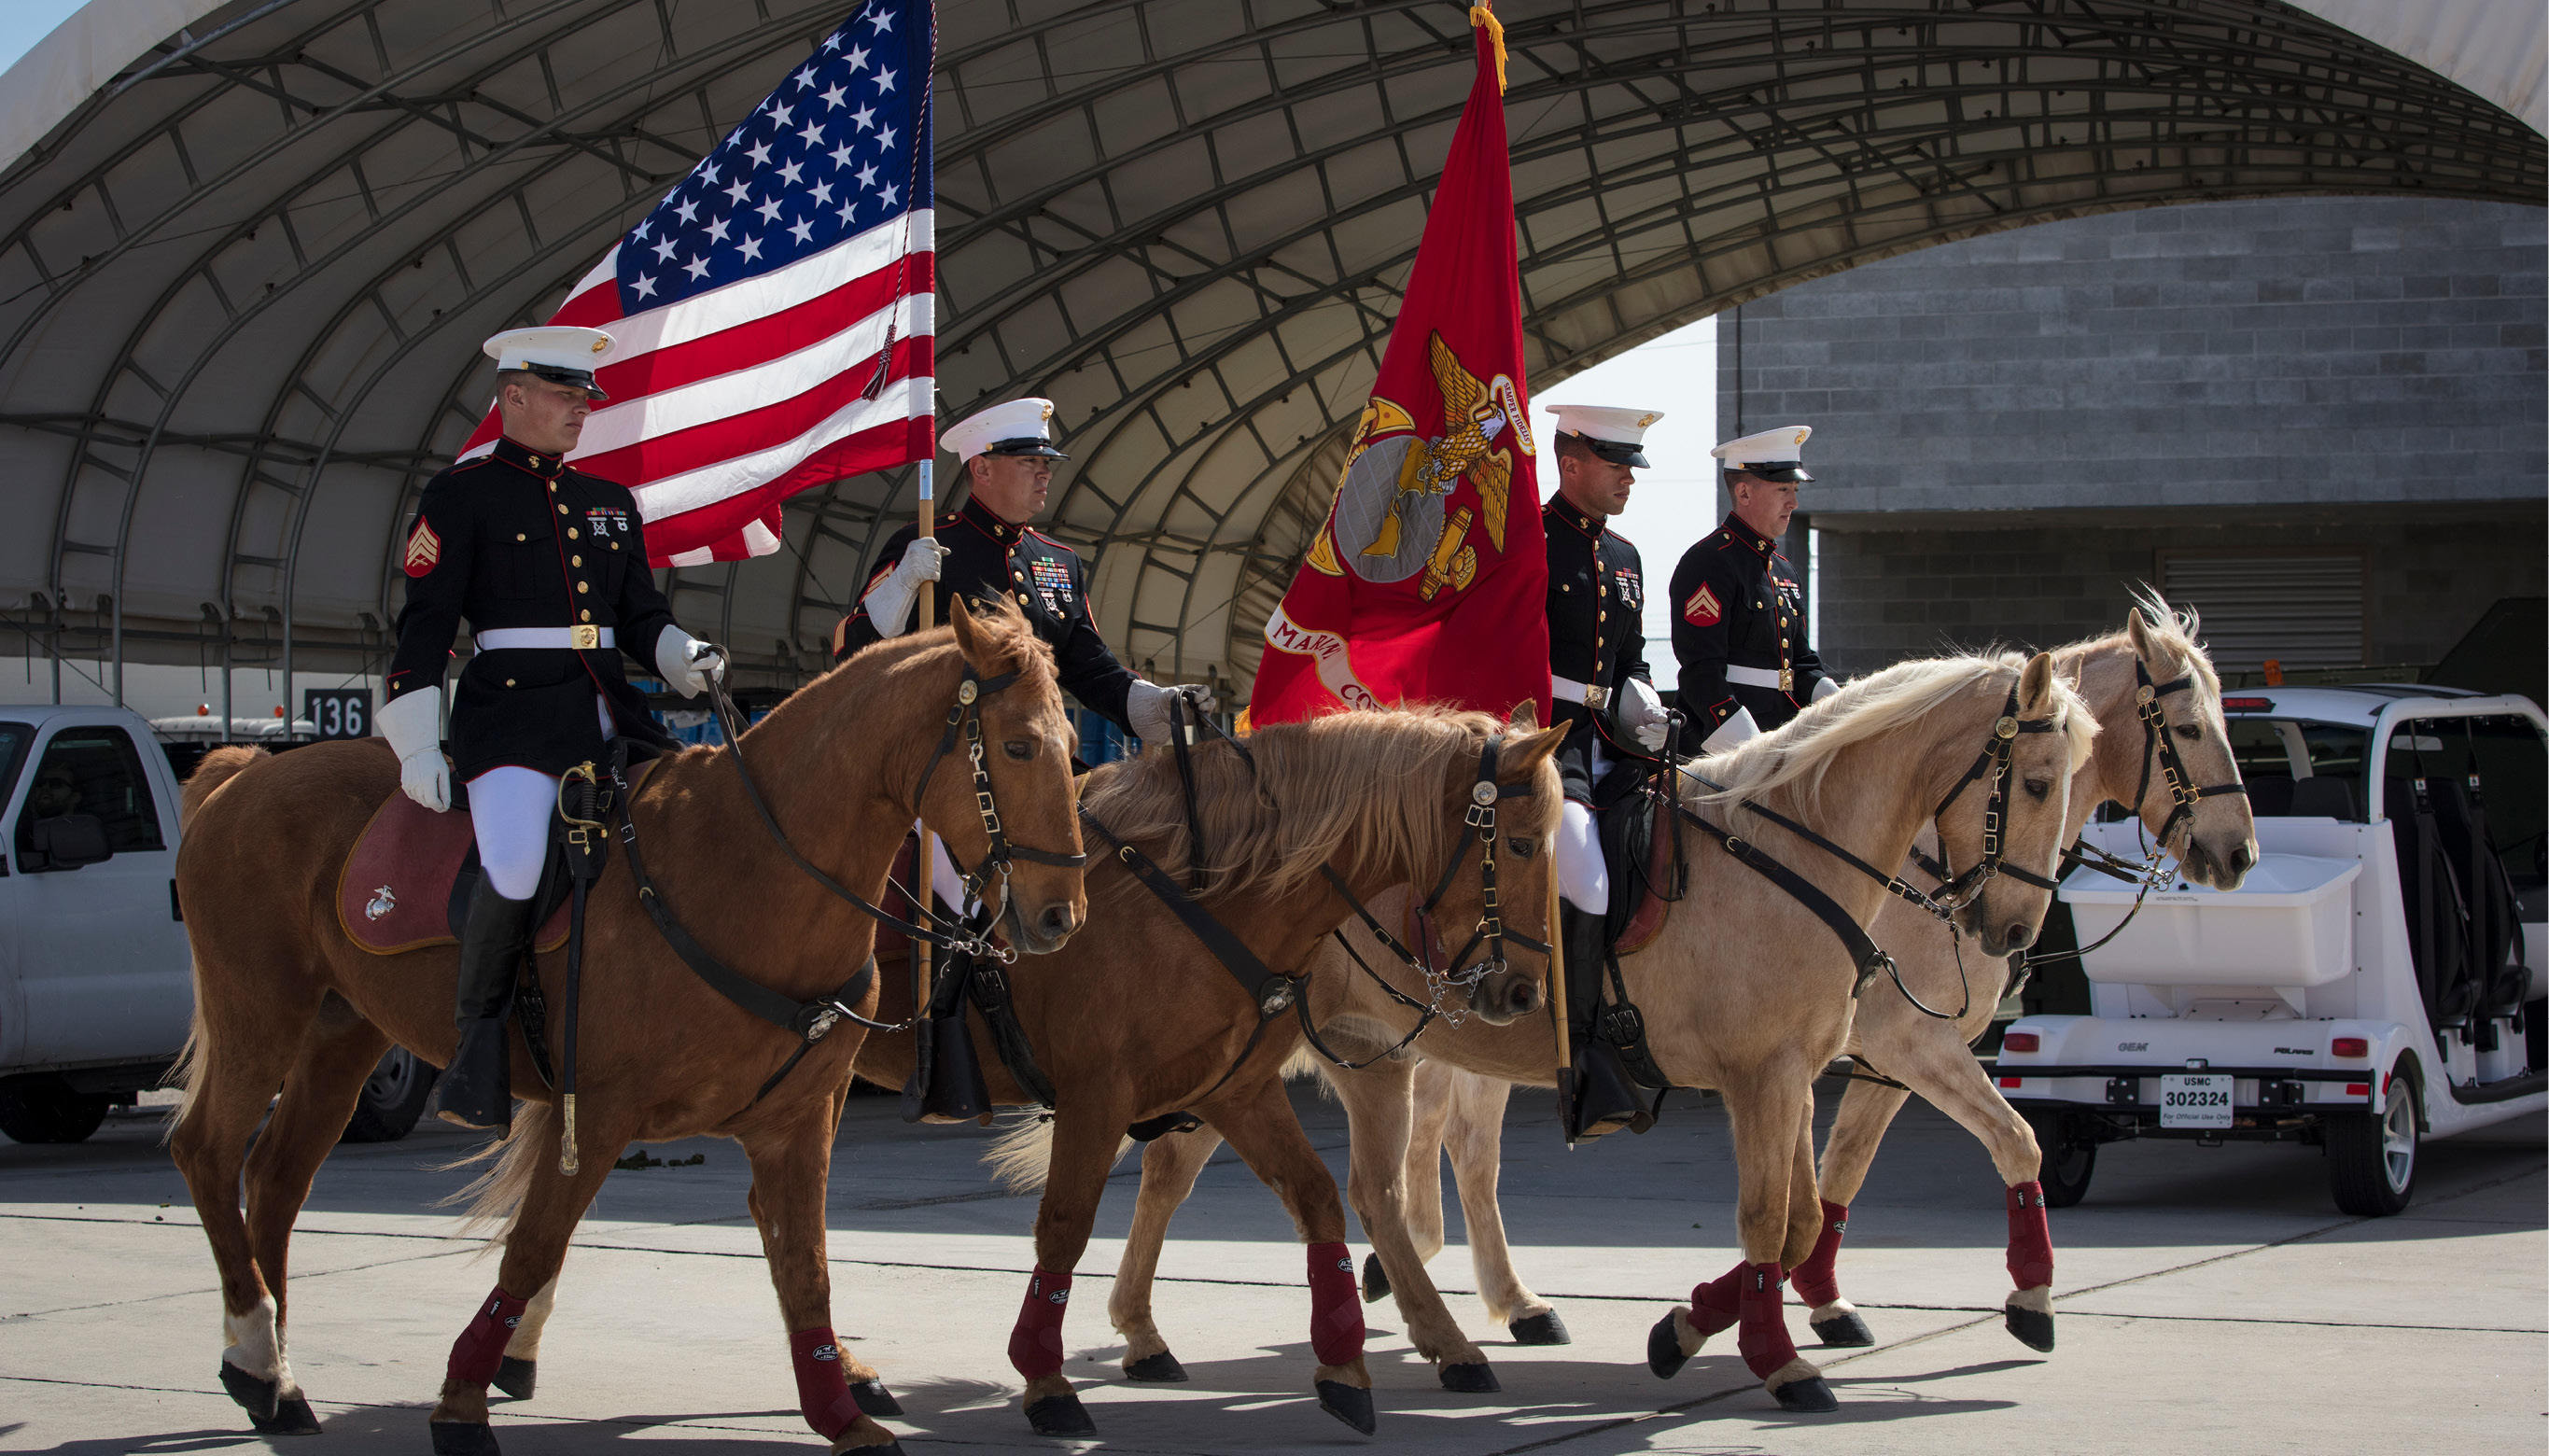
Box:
[1562,905,1653,1141]
[438,881,537,1134]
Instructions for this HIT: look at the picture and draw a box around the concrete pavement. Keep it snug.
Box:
[2,1078,2540,1454]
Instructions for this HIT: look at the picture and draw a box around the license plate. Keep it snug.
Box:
[2160,1073,2233,1129]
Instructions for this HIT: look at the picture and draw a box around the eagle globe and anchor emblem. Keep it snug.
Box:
[1310,330,1532,600]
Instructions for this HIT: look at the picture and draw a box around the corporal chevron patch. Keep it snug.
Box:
[1682,581,1721,626]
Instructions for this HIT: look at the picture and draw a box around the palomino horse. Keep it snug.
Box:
[169,600,1084,1456]
[1794,596,2254,1351]
[855,706,1564,1441]
[1107,651,2096,1410]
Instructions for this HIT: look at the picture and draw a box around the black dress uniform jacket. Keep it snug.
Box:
[1668,515,1832,737]
[387,436,679,782]
[835,496,1138,733]
[1544,497,1652,804]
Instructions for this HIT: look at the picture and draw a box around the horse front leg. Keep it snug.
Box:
[1204,1073,1377,1436]
[736,1093,906,1454]
[1010,1105,1129,1437]
[1880,1032,2060,1352]
[1333,1057,1497,1393]
[1109,1123,1225,1381]
[1436,1064,1566,1344]
[1795,1073,1913,1350]
[1648,1069,1836,1413]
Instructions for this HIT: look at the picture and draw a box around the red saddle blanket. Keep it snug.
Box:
[1612,812,1683,958]
[335,762,659,957]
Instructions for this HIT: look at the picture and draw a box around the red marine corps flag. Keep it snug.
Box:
[1244,5,1548,728]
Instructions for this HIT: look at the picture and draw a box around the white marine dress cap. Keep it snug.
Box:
[1710,425,1813,482]
[943,398,1068,461]
[1548,403,1665,468]
[483,326,616,400]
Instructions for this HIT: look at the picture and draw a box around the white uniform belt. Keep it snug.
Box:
[476,627,614,651]
[1726,664,1788,690]
[1549,674,1608,710]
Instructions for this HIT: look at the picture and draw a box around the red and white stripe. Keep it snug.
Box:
[457,209,936,567]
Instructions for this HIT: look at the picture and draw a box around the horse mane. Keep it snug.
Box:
[2049,586,2222,699]
[1698,653,2096,815]
[1077,705,1514,903]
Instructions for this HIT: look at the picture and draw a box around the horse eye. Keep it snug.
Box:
[2174,723,2201,741]
[2024,777,2052,801]
[1508,836,1535,858]
[1003,739,1033,761]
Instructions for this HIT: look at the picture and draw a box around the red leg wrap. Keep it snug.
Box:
[1788,1199,1850,1308]
[788,1326,865,1439]
[1735,1262,1800,1379]
[1688,1260,1745,1337]
[1007,1267,1071,1381]
[1307,1241,1366,1366]
[446,1286,528,1389]
[2006,1181,2055,1289]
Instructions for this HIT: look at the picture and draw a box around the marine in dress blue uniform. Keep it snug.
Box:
[1670,426,1838,754]
[375,327,725,1134]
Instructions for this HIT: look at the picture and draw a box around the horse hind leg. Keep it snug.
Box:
[1436,1067,1566,1344]
[1334,1057,1496,1393]
[1109,1121,1225,1382]
[167,982,330,1435]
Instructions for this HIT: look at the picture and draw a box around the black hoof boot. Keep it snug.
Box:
[1438,1362,1499,1393]
[2005,1304,2055,1352]
[252,1393,322,1436]
[1507,1309,1571,1346]
[217,1363,281,1423]
[429,1421,503,1455]
[493,1356,537,1400]
[1315,1380,1377,1435]
[1360,1251,1392,1304]
[1646,1312,1690,1379]
[1025,1392,1098,1437]
[1772,1376,1840,1413]
[1811,1310,1876,1348]
[851,1378,904,1417]
[1123,1351,1189,1383]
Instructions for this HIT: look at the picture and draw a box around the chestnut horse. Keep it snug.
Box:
[857,706,1564,1442]
[168,600,1084,1456]
[1106,651,2096,1410]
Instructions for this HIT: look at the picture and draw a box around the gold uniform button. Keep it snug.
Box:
[514,533,526,542]
[567,527,580,539]
[580,609,592,623]
[1013,569,1025,581]
[556,505,568,515]
[610,541,620,551]
[505,679,516,687]
[548,483,558,493]
[577,581,590,594]
[1560,582,1571,593]
[570,555,581,567]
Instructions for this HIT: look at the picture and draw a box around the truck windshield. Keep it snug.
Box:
[0,721,29,808]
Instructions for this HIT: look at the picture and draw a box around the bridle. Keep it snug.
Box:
[1912,682,2066,903]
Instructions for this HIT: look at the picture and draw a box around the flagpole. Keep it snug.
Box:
[915,457,937,1010]
[1548,854,1574,1150]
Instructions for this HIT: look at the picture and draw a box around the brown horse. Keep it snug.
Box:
[855,705,1563,1441]
[1106,651,2097,1410]
[168,599,1085,1456]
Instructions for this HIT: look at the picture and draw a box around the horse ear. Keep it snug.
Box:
[1503,723,1569,778]
[946,595,995,672]
[2126,601,2157,661]
[2019,651,2058,713]
[1508,699,1540,731]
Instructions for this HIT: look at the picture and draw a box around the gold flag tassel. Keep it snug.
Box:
[1468,3,1506,94]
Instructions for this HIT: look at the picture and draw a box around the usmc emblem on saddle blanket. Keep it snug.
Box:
[365,885,397,920]
[1311,330,1532,600]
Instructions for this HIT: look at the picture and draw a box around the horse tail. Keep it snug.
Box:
[180,745,266,829]
[160,1003,211,1147]
[438,1102,555,1244]
[981,1112,1137,1193]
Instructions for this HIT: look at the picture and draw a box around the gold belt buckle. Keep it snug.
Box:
[1583,683,1608,711]
[570,624,599,651]
[1778,666,1795,693]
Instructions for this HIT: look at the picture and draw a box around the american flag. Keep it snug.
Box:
[455,0,934,567]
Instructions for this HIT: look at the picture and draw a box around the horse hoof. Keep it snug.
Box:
[1315,1379,1377,1435]
[1811,1310,1876,1348]
[429,1421,502,1455]
[1025,1393,1097,1437]
[1645,1313,1689,1379]
[1361,1252,1391,1304]
[851,1379,903,1418]
[1123,1351,1189,1383]
[1507,1309,1571,1346]
[493,1356,537,1400]
[251,1393,322,1436]
[1771,1375,1840,1414]
[2005,1303,2056,1352]
[1438,1361,1499,1393]
[217,1363,280,1422]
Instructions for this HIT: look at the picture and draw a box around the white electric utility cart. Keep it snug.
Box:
[1997,685,2545,1216]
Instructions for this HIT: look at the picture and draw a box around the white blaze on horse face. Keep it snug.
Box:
[222,1294,294,1391]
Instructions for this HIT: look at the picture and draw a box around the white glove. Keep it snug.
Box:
[1700,705,1761,755]
[376,688,448,813]
[1618,678,1669,752]
[657,630,724,699]
[1126,679,1219,748]
[860,538,952,639]
[1811,676,1841,703]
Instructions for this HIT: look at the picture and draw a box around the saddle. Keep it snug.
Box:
[335,761,660,957]
[1599,757,1686,957]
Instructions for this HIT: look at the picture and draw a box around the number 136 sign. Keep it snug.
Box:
[303,689,371,742]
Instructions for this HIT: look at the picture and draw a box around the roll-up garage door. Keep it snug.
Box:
[2158,553,2366,670]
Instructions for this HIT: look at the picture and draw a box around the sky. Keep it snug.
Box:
[0,2,87,76]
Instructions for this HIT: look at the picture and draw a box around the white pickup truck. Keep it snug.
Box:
[0,704,435,1144]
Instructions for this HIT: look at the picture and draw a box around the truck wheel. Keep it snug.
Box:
[2328,1070,2418,1217]
[2024,1111,2098,1208]
[0,1073,112,1144]
[341,1047,439,1143]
